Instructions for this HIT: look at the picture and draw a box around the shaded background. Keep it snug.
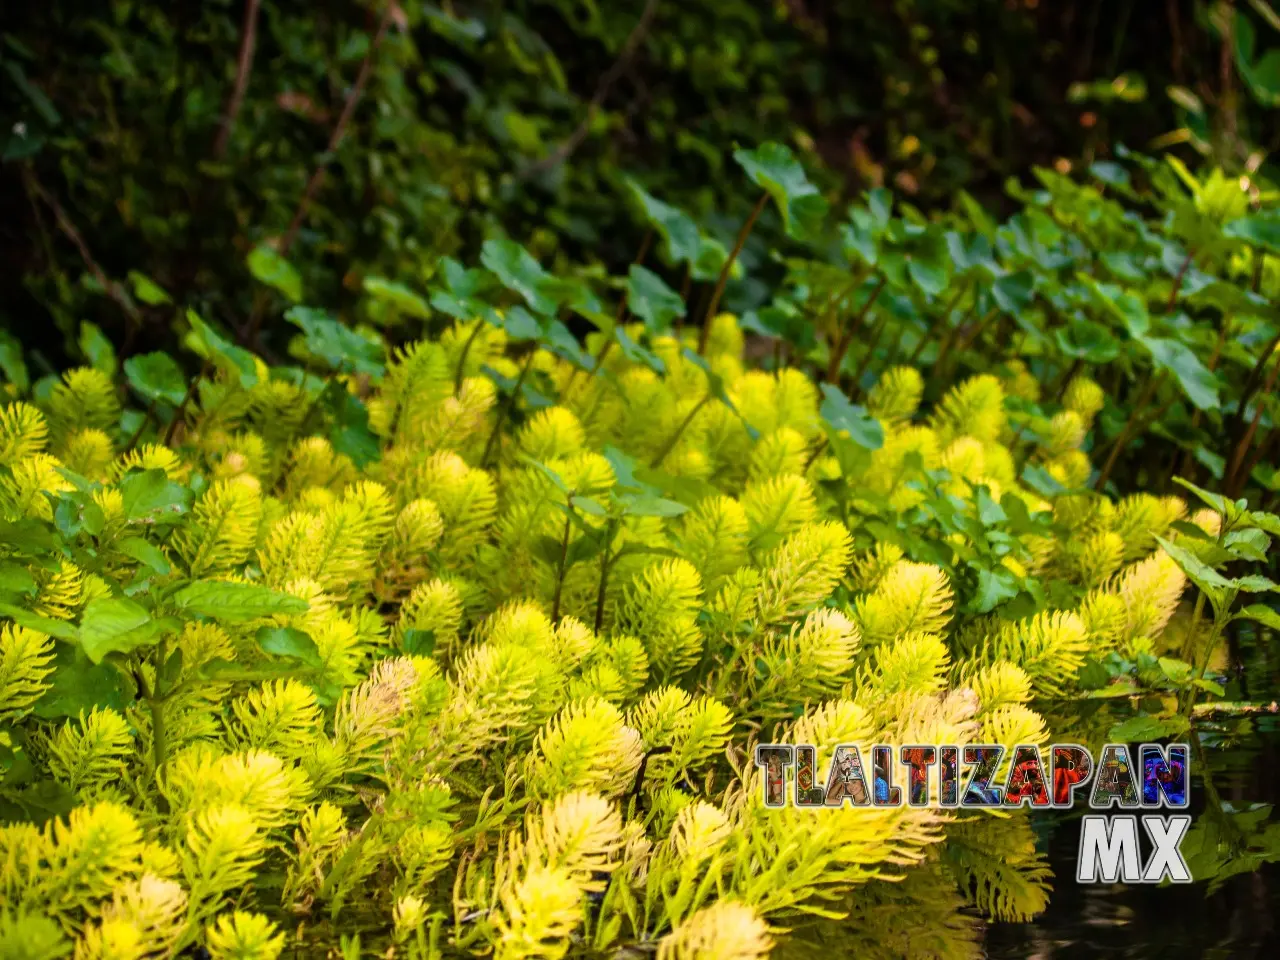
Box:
[3,0,1278,367]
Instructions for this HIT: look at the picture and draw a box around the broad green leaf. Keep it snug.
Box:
[1236,604,1280,629]
[1141,336,1220,410]
[1108,713,1190,743]
[1172,476,1231,515]
[78,321,117,375]
[0,330,29,391]
[123,352,187,406]
[172,581,308,621]
[33,644,130,719]
[991,270,1035,313]
[569,495,607,517]
[616,493,689,518]
[1224,213,1280,254]
[256,626,322,666]
[1156,535,1233,606]
[906,258,949,298]
[626,265,683,332]
[0,604,79,641]
[0,562,36,596]
[818,384,884,449]
[623,177,701,266]
[127,270,172,306]
[285,306,385,376]
[118,468,188,521]
[1235,574,1279,593]
[1055,318,1121,363]
[80,597,162,663]
[969,565,1020,614]
[614,328,666,375]
[318,380,380,468]
[733,142,829,239]
[1021,464,1067,496]
[116,537,171,575]
[247,245,303,303]
[185,309,259,388]
[362,276,431,318]
[500,305,541,341]
[401,628,436,656]
[480,239,557,315]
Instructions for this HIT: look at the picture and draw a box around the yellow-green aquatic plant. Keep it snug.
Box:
[0,307,1276,960]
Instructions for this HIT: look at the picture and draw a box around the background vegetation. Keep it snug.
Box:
[4,2,1280,959]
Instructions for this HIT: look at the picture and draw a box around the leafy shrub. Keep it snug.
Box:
[2,237,1278,954]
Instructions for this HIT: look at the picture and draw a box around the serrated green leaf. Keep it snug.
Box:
[1236,603,1280,629]
[1141,336,1220,411]
[0,604,79,641]
[1156,535,1233,606]
[33,644,130,719]
[185,309,259,388]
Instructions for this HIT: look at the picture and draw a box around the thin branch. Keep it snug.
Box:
[212,0,264,159]
[23,168,141,325]
[698,191,769,353]
[515,0,661,182]
[278,3,397,257]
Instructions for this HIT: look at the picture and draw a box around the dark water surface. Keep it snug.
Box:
[984,728,1280,959]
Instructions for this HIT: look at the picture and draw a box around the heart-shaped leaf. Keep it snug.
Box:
[734,142,829,240]
[481,238,558,316]
[123,352,187,406]
[623,178,701,267]
[626,265,683,333]
[285,306,385,376]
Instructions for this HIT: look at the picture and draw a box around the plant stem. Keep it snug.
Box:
[651,393,710,468]
[593,518,620,633]
[825,276,885,383]
[124,398,159,453]
[849,309,894,395]
[481,350,536,467]
[1225,353,1280,495]
[551,504,575,623]
[150,637,169,776]
[1166,250,1194,312]
[1092,370,1166,491]
[212,0,263,159]
[699,191,769,354]
[162,362,211,446]
[454,320,487,394]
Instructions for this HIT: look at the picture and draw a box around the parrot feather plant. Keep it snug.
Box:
[2,143,1280,960]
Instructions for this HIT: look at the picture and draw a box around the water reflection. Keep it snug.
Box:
[987,728,1280,959]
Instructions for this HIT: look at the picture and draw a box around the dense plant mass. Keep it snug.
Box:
[3,136,1280,954]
